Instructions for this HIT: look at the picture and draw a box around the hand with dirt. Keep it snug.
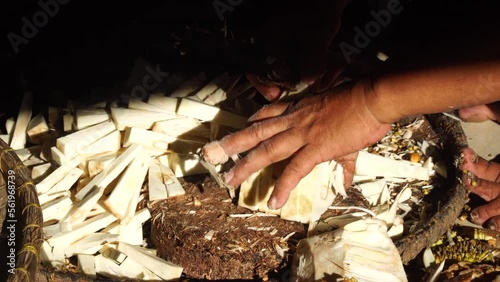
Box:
[461,148,500,230]
[204,80,391,209]
[247,0,350,101]
[203,54,500,210]
[459,103,500,231]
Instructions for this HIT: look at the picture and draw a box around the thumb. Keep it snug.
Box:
[458,102,500,123]
[336,152,358,189]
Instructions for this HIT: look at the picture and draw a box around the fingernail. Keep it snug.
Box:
[472,152,479,164]
[248,111,260,122]
[224,169,234,185]
[262,91,282,102]
[470,210,479,223]
[458,152,466,169]
[488,221,498,230]
[268,197,278,210]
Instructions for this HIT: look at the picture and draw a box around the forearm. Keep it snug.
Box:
[364,26,500,124]
[367,59,500,123]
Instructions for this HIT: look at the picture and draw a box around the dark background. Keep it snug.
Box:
[0,0,499,123]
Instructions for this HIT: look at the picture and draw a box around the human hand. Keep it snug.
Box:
[247,1,350,101]
[461,148,500,231]
[458,101,500,123]
[203,80,391,209]
[459,102,500,230]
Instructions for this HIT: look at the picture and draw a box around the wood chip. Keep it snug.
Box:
[128,98,165,113]
[77,254,97,277]
[27,112,50,144]
[110,108,175,130]
[63,112,74,132]
[32,162,53,183]
[148,159,168,201]
[10,91,33,149]
[46,167,83,195]
[117,242,183,281]
[5,117,15,136]
[177,98,247,129]
[56,119,116,160]
[75,143,142,201]
[37,164,77,194]
[87,152,121,178]
[94,251,160,280]
[123,127,175,152]
[170,71,208,98]
[75,109,111,130]
[103,150,151,220]
[147,95,178,113]
[41,195,73,222]
[152,117,210,140]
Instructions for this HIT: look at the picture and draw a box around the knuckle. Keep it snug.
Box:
[261,140,276,155]
[303,146,323,164]
[237,154,253,170]
[491,198,500,213]
[478,182,495,201]
[250,107,266,121]
[480,200,500,220]
[481,207,494,220]
[249,122,265,140]
[286,161,304,176]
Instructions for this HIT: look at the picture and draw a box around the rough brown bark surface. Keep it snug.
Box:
[395,114,469,263]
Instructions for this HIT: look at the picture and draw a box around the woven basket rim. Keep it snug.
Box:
[0,138,43,282]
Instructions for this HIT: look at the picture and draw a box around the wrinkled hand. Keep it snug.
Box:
[247,1,349,101]
[459,101,500,230]
[461,148,500,231]
[203,81,391,209]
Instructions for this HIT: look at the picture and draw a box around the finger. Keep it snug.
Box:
[203,117,291,165]
[461,148,500,183]
[268,145,324,209]
[248,103,290,123]
[246,74,282,101]
[225,129,305,188]
[458,105,493,122]
[336,152,358,189]
[470,195,500,225]
[459,101,500,122]
[458,103,500,122]
[221,116,290,154]
[464,172,500,202]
